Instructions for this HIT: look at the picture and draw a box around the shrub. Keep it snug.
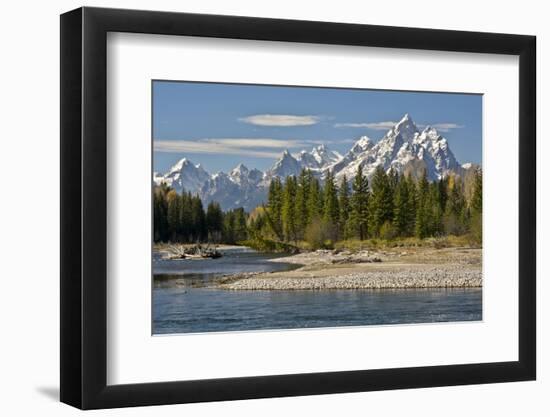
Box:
[305,219,327,250]
[379,221,398,240]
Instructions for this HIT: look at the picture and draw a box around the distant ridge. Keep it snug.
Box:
[154,114,472,210]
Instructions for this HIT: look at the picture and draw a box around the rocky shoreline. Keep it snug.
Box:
[216,247,482,291]
[218,267,481,290]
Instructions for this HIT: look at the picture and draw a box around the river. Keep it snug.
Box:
[153,246,482,334]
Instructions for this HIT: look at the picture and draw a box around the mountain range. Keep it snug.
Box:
[153,114,475,211]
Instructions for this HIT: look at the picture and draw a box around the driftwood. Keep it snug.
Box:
[167,245,187,259]
[165,243,222,260]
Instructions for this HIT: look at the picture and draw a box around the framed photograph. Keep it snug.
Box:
[60,6,536,409]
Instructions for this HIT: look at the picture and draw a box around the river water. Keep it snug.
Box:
[153,247,482,334]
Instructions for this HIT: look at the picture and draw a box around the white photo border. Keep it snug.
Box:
[106,32,519,385]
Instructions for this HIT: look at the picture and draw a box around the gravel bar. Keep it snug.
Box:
[219,267,481,290]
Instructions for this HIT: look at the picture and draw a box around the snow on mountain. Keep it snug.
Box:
[334,114,462,182]
[296,150,320,170]
[310,144,343,167]
[265,149,303,179]
[296,144,342,170]
[228,163,264,186]
[154,158,210,194]
[153,114,472,211]
[411,125,461,179]
[334,113,419,181]
[350,136,374,155]
[199,171,241,207]
[201,165,267,211]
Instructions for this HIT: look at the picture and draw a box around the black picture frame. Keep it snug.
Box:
[60,6,536,410]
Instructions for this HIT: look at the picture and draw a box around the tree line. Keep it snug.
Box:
[154,165,482,248]
[248,166,482,249]
[153,184,247,244]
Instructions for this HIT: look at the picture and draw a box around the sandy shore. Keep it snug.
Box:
[217,246,482,290]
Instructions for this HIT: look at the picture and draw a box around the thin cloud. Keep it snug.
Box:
[307,138,356,145]
[240,114,321,127]
[336,121,464,132]
[417,123,464,132]
[334,121,396,130]
[201,138,309,148]
[154,138,311,159]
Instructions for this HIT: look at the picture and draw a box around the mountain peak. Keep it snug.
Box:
[395,113,416,130]
[349,135,373,155]
[169,157,204,174]
[229,162,249,176]
[157,156,210,194]
[233,162,248,170]
[171,157,189,170]
[307,144,343,167]
[383,113,418,145]
[266,149,301,178]
[155,113,465,211]
[356,135,372,147]
[418,125,442,142]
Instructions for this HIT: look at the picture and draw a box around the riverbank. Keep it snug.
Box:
[154,243,244,260]
[216,246,482,290]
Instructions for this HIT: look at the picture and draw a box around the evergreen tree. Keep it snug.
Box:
[307,177,323,221]
[470,168,483,242]
[206,201,224,242]
[282,176,298,243]
[267,177,284,239]
[233,208,248,242]
[415,170,431,238]
[349,165,369,240]
[166,190,180,242]
[323,170,340,236]
[471,168,482,213]
[153,187,169,242]
[405,175,417,235]
[429,181,443,236]
[222,210,235,243]
[191,195,206,242]
[437,177,448,212]
[369,166,394,237]
[178,192,191,241]
[221,207,248,243]
[296,169,312,239]
[393,175,411,237]
[388,167,399,196]
[338,175,351,239]
[444,176,467,235]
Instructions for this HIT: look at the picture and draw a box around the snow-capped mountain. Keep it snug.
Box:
[309,145,342,169]
[153,114,470,211]
[199,164,267,210]
[228,163,264,186]
[267,145,343,178]
[155,157,210,194]
[333,114,461,182]
[265,150,303,179]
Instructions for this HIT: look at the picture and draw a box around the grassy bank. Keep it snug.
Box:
[334,234,481,251]
[240,233,480,254]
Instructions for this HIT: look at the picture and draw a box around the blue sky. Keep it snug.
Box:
[153,81,482,174]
